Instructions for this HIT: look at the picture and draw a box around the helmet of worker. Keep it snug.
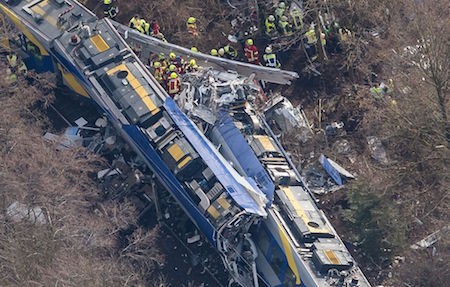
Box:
[218,48,225,56]
[268,15,275,22]
[191,46,198,52]
[265,46,272,54]
[187,17,196,24]
[158,53,165,60]
[189,59,197,66]
[175,55,182,62]
[281,16,288,22]
[169,64,176,71]
[210,49,218,56]
[278,2,285,8]
[169,52,176,60]
[246,38,253,46]
[153,61,161,68]
[224,45,230,53]
[170,72,178,79]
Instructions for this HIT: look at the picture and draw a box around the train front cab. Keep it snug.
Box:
[253,222,302,287]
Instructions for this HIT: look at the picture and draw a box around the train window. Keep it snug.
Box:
[269,244,286,276]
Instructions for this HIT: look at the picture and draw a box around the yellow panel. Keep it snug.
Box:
[135,86,149,98]
[142,97,159,115]
[217,197,231,210]
[38,0,49,8]
[177,156,191,169]
[90,34,110,52]
[57,64,89,97]
[281,187,329,234]
[31,3,57,27]
[324,250,340,265]
[255,135,277,152]
[0,4,49,55]
[128,78,142,89]
[207,205,220,219]
[277,224,301,284]
[167,143,184,161]
[106,63,127,75]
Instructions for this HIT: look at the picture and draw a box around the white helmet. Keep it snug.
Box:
[265,46,272,53]
[268,15,275,22]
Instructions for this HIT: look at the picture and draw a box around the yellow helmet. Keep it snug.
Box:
[191,46,198,52]
[169,52,176,60]
[246,39,253,46]
[210,49,218,56]
[189,59,197,66]
[170,72,178,79]
[169,64,176,71]
[153,61,161,68]
[224,45,230,53]
[187,17,196,24]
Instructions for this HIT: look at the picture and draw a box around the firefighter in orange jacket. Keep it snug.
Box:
[167,72,180,97]
[244,38,260,65]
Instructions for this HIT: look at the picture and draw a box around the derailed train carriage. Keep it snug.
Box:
[0,0,371,286]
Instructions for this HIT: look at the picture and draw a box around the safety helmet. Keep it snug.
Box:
[281,16,288,22]
[169,52,176,60]
[210,49,218,56]
[153,61,161,68]
[191,46,198,52]
[189,59,197,66]
[265,46,272,54]
[170,72,178,79]
[187,17,196,24]
[158,53,165,60]
[246,38,253,46]
[218,48,225,56]
[268,15,275,22]
[278,2,285,8]
[169,64,176,71]
[224,45,230,53]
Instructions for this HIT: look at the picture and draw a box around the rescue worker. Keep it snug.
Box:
[140,19,150,35]
[5,68,17,84]
[129,15,140,29]
[290,6,303,30]
[263,46,281,68]
[278,16,292,36]
[244,38,260,65]
[186,59,199,73]
[169,52,177,65]
[305,24,319,60]
[174,55,185,74]
[158,53,169,71]
[17,61,28,76]
[7,53,17,68]
[186,17,199,36]
[338,26,353,47]
[218,48,225,57]
[265,15,277,37]
[167,72,180,97]
[103,0,118,19]
[223,44,238,60]
[210,49,218,57]
[150,19,160,36]
[191,47,199,52]
[165,64,178,80]
[370,81,392,99]
[275,2,286,20]
[153,61,164,83]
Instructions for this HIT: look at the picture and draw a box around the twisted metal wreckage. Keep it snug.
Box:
[0,0,370,286]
